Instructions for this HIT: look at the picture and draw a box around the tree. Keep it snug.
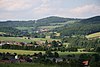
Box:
[54,52,59,58]
[95,47,100,52]
[45,40,48,45]
[52,40,58,47]
[45,50,53,57]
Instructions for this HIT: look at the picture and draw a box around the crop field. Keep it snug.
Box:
[0,37,60,43]
[86,32,100,39]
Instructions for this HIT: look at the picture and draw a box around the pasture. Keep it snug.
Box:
[16,27,33,30]
[0,36,60,43]
[0,49,96,56]
[86,32,100,39]
[0,32,6,34]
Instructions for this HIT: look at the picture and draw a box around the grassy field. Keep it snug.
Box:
[15,27,34,30]
[0,63,59,67]
[0,37,60,43]
[0,32,6,34]
[0,49,45,55]
[38,25,63,30]
[0,49,96,56]
[86,32,100,38]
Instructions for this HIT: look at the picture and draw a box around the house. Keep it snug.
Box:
[47,44,52,47]
[45,36,51,38]
[25,44,33,46]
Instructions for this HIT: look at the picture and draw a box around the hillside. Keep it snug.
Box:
[0,20,35,27]
[0,16,79,27]
[80,16,100,24]
[0,16,100,36]
[36,16,77,23]
[0,27,24,36]
[54,16,100,36]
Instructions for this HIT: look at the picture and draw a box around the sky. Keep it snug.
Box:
[0,0,100,20]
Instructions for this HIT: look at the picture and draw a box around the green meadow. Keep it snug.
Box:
[0,63,59,67]
[0,49,96,56]
[0,36,60,43]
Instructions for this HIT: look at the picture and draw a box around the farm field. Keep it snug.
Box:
[0,49,96,56]
[86,32,100,39]
[0,37,60,43]
[0,32,6,34]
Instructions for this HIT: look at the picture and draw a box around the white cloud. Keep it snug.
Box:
[0,0,100,20]
[70,5,100,16]
[0,0,42,11]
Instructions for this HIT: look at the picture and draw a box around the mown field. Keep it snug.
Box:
[0,37,60,43]
[0,32,6,34]
[0,49,96,56]
[86,32,100,39]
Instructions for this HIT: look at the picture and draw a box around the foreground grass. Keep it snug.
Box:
[0,49,96,56]
[0,63,59,67]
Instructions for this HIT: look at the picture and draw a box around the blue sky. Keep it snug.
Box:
[0,0,100,20]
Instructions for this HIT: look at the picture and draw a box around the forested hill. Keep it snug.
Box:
[36,16,78,23]
[0,16,99,27]
[0,20,35,27]
[54,16,100,36]
[0,16,79,27]
[80,16,100,24]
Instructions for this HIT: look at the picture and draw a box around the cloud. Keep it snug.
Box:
[70,5,100,17]
[0,0,100,20]
[0,0,42,11]
[33,0,64,16]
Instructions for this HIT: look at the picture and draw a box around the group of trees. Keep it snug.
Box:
[62,36,100,52]
[0,21,35,27]
[1,44,78,52]
[0,51,100,67]
[2,44,44,51]
[53,16,100,36]
[54,23,100,36]
[0,27,24,36]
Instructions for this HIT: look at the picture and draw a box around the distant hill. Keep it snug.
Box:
[0,20,35,27]
[0,16,79,27]
[80,16,100,24]
[0,16,100,36]
[36,16,77,23]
